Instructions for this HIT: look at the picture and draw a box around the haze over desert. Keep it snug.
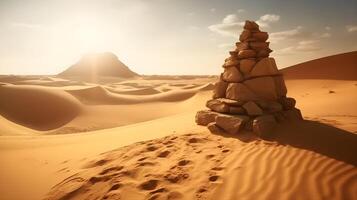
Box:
[1,0,357,200]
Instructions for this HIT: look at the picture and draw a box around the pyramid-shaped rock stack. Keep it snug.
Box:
[196,20,303,138]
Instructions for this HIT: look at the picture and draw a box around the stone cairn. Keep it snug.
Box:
[196,20,303,138]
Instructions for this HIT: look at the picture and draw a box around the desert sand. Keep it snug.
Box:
[0,52,357,200]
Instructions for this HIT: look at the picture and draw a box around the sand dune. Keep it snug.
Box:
[66,84,212,105]
[281,51,357,80]
[1,52,357,200]
[0,85,82,131]
[45,125,357,200]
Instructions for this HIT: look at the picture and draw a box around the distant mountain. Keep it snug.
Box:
[281,51,357,80]
[58,52,139,78]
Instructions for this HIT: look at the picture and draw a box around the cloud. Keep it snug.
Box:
[270,26,308,42]
[275,40,321,55]
[237,9,245,13]
[256,14,280,27]
[210,8,216,13]
[223,14,239,24]
[208,14,244,37]
[320,32,331,38]
[208,13,279,37]
[325,26,331,30]
[346,25,357,33]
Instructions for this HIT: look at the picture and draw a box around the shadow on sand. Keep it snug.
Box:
[211,120,357,166]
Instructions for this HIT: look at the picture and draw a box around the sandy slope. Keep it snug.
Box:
[281,51,357,80]
[0,52,357,200]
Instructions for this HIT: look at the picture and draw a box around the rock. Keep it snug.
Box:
[226,83,259,101]
[252,32,269,42]
[235,42,250,51]
[249,42,270,51]
[229,51,238,57]
[243,20,259,31]
[229,106,246,114]
[212,80,228,99]
[279,97,296,110]
[242,101,263,116]
[283,108,303,121]
[222,66,244,82]
[273,75,288,98]
[215,98,245,106]
[223,57,239,68]
[243,77,278,100]
[253,115,277,138]
[244,119,254,131]
[207,122,223,133]
[237,50,256,59]
[255,100,283,113]
[206,99,230,113]
[215,114,249,134]
[195,110,218,126]
[239,29,251,42]
[250,57,279,77]
[256,49,272,57]
[239,59,256,75]
[273,112,286,122]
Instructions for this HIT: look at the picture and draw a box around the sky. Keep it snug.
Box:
[0,0,356,75]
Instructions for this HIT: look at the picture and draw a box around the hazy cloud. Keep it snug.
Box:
[208,14,244,37]
[209,13,279,37]
[320,32,331,38]
[210,8,216,13]
[256,14,280,27]
[346,25,357,33]
[237,9,245,13]
[275,40,321,55]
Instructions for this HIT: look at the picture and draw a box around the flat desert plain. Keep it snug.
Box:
[0,52,356,200]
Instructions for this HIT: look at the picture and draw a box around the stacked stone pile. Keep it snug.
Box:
[196,20,303,138]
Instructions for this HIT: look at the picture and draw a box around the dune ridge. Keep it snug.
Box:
[281,51,357,80]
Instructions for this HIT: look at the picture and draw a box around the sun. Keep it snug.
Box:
[75,24,103,52]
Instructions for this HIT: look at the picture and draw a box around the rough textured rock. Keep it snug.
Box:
[226,83,259,101]
[243,101,263,116]
[279,97,296,110]
[244,77,278,100]
[273,75,288,98]
[239,59,256,75]
[229,106,246,114]
[212,98,245,106]
[256,49,272,57]
[206,99,230,113]
[253,115,277,138]
[196,19,302,137]
[238,50,256,59]
[249,42,270,51]
[213,80,228,99]
[244,21,259,31]
[222,67,244,82]
[283,108,303,121]
[223,57,239,68]
[239,30,251,42]
[235,42,250,51]
[207,122,223,133]
[195,110,218,126]
[215,114,249,134]
[250,58,279,77]
[255,100,282,112]
[252,32,268,42]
